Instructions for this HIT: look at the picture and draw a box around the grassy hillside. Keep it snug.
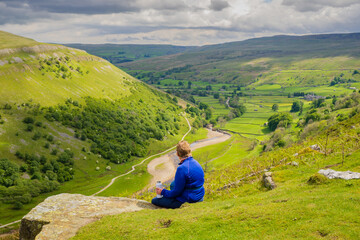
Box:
[64,43,195,65]
[0,31,40,49]
[0,31,201,226]
[73,112,360,240]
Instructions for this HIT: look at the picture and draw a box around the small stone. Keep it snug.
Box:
[21,173,31,179]
[310,144,321,151]
[96,160,99,164]
[83,156,87,160]
[106,166,111,171]
[95,167,100,171]
[291,161,299,167]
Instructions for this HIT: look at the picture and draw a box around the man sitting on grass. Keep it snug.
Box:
[152,140,205,209]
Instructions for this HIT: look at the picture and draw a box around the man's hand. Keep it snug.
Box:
[156,187,163,195]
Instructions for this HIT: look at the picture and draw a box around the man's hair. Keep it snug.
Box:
[176,140,192,158]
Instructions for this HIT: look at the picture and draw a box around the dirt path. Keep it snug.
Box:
[146,129,231,190]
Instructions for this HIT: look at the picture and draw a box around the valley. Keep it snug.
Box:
[1,31,360,239]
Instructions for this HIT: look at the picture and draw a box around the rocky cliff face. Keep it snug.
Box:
[20,193,158,240]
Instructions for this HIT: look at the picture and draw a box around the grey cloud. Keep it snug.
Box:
[210,0,230,11]
[282,0,360,12]
[0,0,189,15]
[1,0,138,14]
[0,2,53,24]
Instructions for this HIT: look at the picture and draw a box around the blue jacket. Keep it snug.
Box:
[161,156,205,203]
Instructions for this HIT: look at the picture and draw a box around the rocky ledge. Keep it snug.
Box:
[20,193,158,240]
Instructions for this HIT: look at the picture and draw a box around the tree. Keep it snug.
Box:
[213,93,220,99]
[187,81,192,89]
[231,104,247,117]
[23,117,35,124]
[199,102,208,110]
[290,101,301,112]
[272,104,279,112]
[204,108,212,120]
[305,109,321,123]
[217,117,227,128]
[312,98,325,108]
[268,112,293,131]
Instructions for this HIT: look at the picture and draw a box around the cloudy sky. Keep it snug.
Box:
[0,0,359,46]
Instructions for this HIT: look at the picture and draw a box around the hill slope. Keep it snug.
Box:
[0,31,192,225]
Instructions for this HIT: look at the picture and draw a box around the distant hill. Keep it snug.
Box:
[117,33,360,88]
[64,43,195,65]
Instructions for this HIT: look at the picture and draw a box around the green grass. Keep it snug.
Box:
[193,135,258,170]
[184,127,208,144]
[73,176,360,239]
[0,31,40,49]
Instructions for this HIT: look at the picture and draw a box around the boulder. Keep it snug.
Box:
[263,172,276,190]
[19,193,158,240]
[318,169,360,180]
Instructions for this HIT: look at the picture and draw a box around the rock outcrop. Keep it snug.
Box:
[263,172,276,190]
[20,193,158,240]
[318,169,360,180]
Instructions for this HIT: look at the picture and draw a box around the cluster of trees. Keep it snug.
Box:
[290,100,304,114]
[15,150,74,183]
[268,112,293,131]
[44,97,180,163]
[38,56,88,79]
[228,97,246,118]
[0,158,60,209]
[330,76,356,86]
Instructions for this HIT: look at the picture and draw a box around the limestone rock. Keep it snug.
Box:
[263,172,276,190]
[95,167,100,171]
[318,169,360,180]
[286,161,298,166]
[106,166,111,171]
[20,193,158,240]
[310,144,321,151]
